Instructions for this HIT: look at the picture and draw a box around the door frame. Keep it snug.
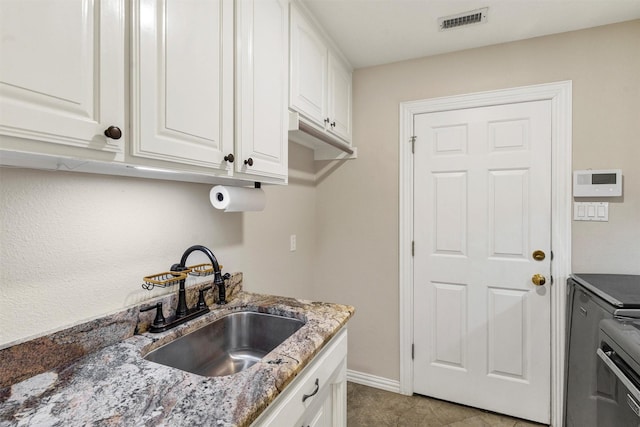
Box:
[399,81,572,427]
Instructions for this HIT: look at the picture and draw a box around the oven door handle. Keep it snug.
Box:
[597,348,640,405]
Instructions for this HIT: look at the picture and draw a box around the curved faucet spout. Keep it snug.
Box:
[171,245,227,310]
[178,245,222,273]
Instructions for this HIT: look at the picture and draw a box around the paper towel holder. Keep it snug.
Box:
[214,183,258,201]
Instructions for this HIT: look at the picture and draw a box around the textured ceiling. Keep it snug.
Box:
[301,0,640,68]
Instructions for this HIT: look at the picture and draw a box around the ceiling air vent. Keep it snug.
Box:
[439,8,488,31]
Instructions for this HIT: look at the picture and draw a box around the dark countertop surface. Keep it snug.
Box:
[571,274,640,308]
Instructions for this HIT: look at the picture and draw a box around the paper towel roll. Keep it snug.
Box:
[210,185,266,212]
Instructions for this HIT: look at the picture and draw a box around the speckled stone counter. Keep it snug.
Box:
[0,277,354,427]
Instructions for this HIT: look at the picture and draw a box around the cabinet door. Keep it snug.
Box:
[289,5,327,127]
[131,0,234,170]
[299,387,333,427]
[250,329,348,427]
[327,52,352,143]
[236,0,289,180]
[298,374,347,427]
[0,0,125,156]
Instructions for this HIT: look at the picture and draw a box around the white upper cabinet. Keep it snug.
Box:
[131,0,234,172]
[0,0,126,158]
[236,0,289,181]
[0,0,290,184]
[289,3,352,145]
[327,52,353,143]
[290,5,328,126]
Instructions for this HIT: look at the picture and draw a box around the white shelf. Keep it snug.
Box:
[288,112,357,161]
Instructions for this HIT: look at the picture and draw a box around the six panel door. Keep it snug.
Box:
[413,100,552,424]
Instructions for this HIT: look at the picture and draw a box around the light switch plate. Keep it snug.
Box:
[574,202,609,221]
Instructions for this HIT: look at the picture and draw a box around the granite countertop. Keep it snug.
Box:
[0,282,354,427]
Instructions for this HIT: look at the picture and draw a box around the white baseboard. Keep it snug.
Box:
[347,369,401,394]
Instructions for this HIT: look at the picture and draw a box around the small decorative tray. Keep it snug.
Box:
[142,271,187,290]
[187,263,216,276]
[141,264,224,290]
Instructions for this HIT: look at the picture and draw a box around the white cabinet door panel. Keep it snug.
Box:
[327,52,352,142]
[236,0,288,180]
[300,387,333,427]
[289,5,327,126]
[131,0,233,169]
[0,0,125,153]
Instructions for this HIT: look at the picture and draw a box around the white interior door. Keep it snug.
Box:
[413,100,552,423]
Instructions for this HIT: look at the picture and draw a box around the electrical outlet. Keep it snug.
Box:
[290,234,297,252]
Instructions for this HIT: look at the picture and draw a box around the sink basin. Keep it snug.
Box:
[144,311,305,377]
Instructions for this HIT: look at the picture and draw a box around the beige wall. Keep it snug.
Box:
[1,20,638,382]
[0,143,317,346]
[314,21,640,381]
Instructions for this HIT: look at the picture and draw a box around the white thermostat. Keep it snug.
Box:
[573,169,622,197]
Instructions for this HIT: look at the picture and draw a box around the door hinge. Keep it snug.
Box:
[410,136,416,154]
[412,343,415,360]
[550,250,554,260]
[411,241,415,257]
[551,275,554,285]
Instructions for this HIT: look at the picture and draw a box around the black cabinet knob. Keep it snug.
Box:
[104,126,122,140]
[324,118,330,124]
[244,158,254,166]
[331,121,336,127]
[224,153,235,163]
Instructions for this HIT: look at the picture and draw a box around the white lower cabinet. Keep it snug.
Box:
[297,369,346,427]
[252,328,347,427]
[299,386,332,427]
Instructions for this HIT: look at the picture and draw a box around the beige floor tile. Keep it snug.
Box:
[347,382,548,427]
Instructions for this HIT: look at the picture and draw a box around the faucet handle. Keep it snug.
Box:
[140,302,166,328]
[197,286,213,310]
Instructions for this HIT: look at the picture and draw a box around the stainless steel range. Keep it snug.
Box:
[565,274,640,427]
[598,318,640,426]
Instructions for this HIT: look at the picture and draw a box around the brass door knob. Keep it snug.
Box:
[532,250,546,261]
[532,274,546,286]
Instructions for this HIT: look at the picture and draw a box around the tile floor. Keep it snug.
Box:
[347,382,547,427]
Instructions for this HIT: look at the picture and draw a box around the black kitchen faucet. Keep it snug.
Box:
[171,244,227,312]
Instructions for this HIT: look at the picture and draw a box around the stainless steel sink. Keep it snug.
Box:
[144,311,305,377]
